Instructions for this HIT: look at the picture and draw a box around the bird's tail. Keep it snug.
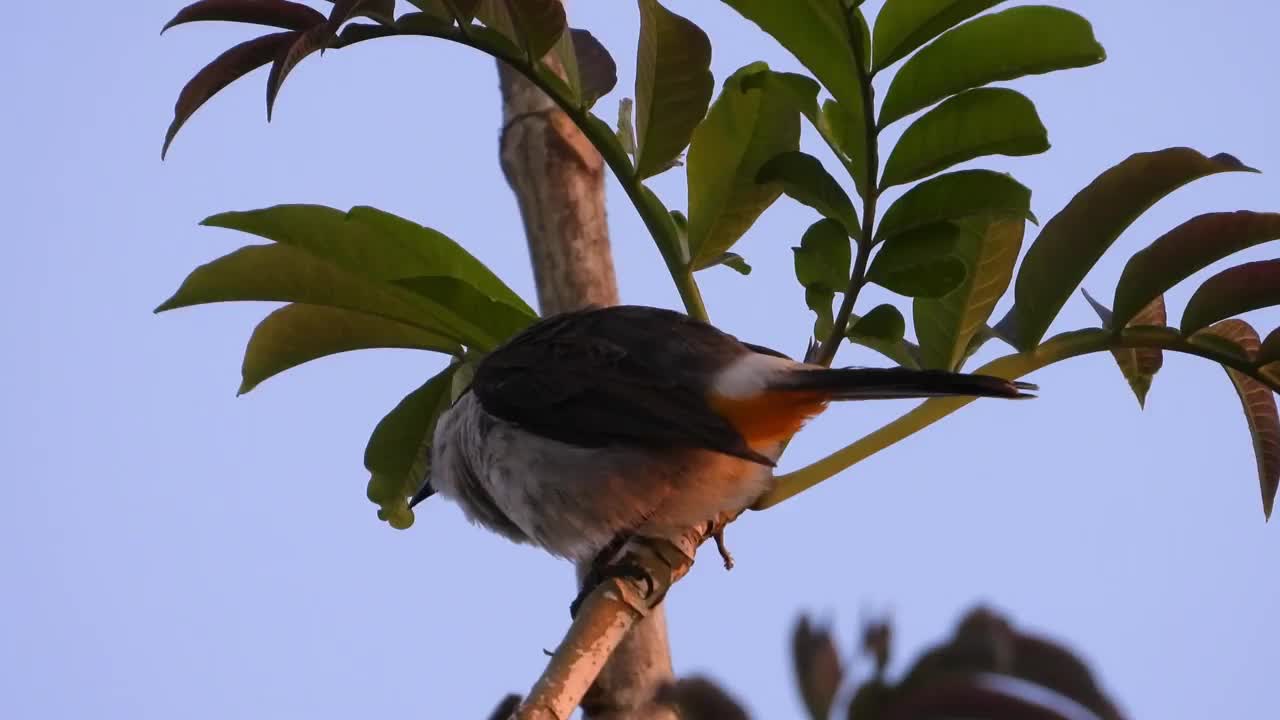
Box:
[771,367,1036,401]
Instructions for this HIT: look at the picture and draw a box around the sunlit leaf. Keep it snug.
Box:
[998,148,1256,350]
[915,218,1023,370]
[396,275,536,344]
[154,244,503,349]
[634,0,713,179]
[505,0,567,58]
[687,63,801,269]
[203,204,533,315]
[876,169,1033,245]
[880,88,1048,188]
[1198,320,1280,519]
[365,364,460,530]
[1082,290,1166,408]
[162,31,296,158]
[1113,211,1280,327]
[879,6,1104,127]
[868,223,967,298]
[162,0,325,33]
[719,0,865,115]
[872,0,1007,72]
[758,151,860,238]
[1182,260,1280,335]
[240,304,460,394]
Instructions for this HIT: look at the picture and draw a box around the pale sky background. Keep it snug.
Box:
[4,1,1279,718]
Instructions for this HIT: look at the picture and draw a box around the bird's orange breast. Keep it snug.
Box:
[708,390,829,449]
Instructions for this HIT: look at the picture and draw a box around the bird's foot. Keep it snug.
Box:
[704,519,735,570]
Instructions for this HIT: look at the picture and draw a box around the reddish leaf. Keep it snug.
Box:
[1083,290,1166,408]
[1200,320,1280,519]
[325,0,392,34]
[1114,211,1280,327]
[793,616,843,720]
[162,0,325,33]
[1260,327,1280,366]
[883,677,1076,720]
[656,677,750,720]
[266,25,332,120]
[163,31,296,158]
[570,28,617,105]
[1181,259,1280,335]
[443,0,482,24]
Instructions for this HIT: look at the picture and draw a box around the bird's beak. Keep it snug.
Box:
[409,481,435,509]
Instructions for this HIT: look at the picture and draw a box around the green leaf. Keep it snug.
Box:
[163,31,297,158]
[240,303,459,394]
[879,6,1105,128]
[818,99,871,199]
[793,218,851,293]
[998,148,1256,350]
[365,364,460,530]
[162,1,326,33]
[1113,211,1280,327]
[154,244,503,349]
[792,617,843,720]
[880,88,1048,189]
[616,98,638,157]
[847,316,922,369]
[634,0,714,179]
[872,0,1007,72]
[867,223,967,298]
[1197,320,1280,519]
[758,151,859,238]
[914,218,1023,370]
[849,304,906,342]
[875,170,1033,245]
[711,252,753,275]
[1082,290,1167,408]
[719,0,865,117]
[1181,260,1280,335]
[474,0,565,57]
[806,287,836,339]
[395,275,536,344]
[202,204,533,316]
[687,63,802,269]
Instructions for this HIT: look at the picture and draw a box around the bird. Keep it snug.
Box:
[412,305,1033,606]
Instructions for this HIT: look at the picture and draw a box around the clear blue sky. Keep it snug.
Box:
[4,1,1278,718]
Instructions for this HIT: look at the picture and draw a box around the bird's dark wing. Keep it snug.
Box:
[470,306,775,465]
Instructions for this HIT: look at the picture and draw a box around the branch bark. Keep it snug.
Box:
[494,13,676,717]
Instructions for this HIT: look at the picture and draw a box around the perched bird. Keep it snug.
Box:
[413,305,1032,597]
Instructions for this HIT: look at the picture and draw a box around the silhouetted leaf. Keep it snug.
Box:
[687,63,801,269]
[1182,260,1280,335]
[240,304,460,394]
[794,218,851,294]
[634,0,713,179]
[570,29,617,106]
[915,218,1023,370]
[720,0,865,116]
[879,6,1104,127]
[656,677,751,720]
[326,0,385,34]
[1083,290,1166,408]
[484,695,522,720]
[759,151,860,238]
[880,88,1048,188]
[1261,327,1280,367]
[162,0,325,33]
[998,148,1256,349]
[1113,211,1280,327]
[155,245,503,349]
[1199,320,1280,519]
[365,364,460,529]
[850,304,907,342]
[202,205,533,315]
[793,617,843,720]
[266,25,332,119]
[868,223,967,298]
[162,31,296,158]
[872,0,1007,72]
[876,169,1033,245]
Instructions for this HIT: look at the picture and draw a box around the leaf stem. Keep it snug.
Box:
[759,326,1280,507]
